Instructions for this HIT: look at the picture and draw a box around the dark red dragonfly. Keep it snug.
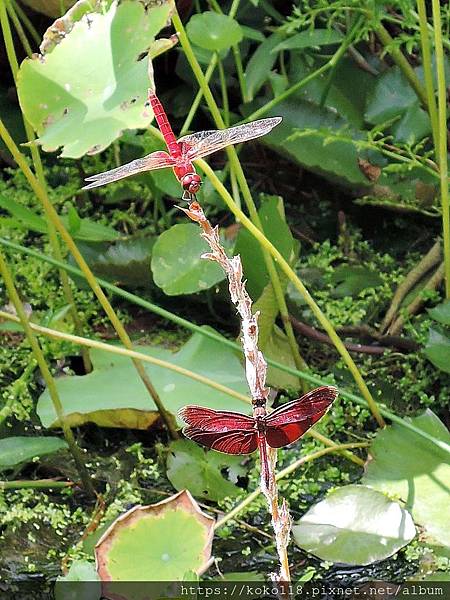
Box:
[83,90,282,200]
[179,386,338,488]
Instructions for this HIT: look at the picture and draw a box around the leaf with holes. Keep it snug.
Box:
[17,1,172,157]
[166,439,246,501]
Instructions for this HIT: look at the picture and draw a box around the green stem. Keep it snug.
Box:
[0,0,93,375]
[217,57,229,127]
[0,309,365,466]
[431,0,450,298]
[198,159,386,427]
[232,43,248,103]
[5,0,32,56]
[3,238,449,454]
[10,0,40,45]
[215,442,369,529]
[0,251,95,496]
[0,479,73,490]
[375,22,429,108]
[0,118,178,440]
[416,0,441,159]
[172,8,309,390]
[180,56,218,135]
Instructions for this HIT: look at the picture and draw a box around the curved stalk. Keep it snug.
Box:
[197,159,386,427]
[431,0,450,298]
[172,8,309,387]
[0,251,95,497]
[0,0,92,374]
[215,442,369,530]
[0,118,178,439]
[3,238,449,454]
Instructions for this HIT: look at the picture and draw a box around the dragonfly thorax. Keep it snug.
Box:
[181,172,202,193]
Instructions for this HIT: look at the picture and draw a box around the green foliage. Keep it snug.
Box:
[186,12,243,52]
[151,224,225,296]
[17,1,172,157]
[293,485,416,565]
[55,560,100,600]
[166,439,245,501]
[363,410,450,547]
[37,331,249,428]
[0,436,67,471]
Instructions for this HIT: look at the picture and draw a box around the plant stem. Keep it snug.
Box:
[0,0,93,374]
[0,251,95,497]
[0,308,366,466]
[172,8,309,389]
[232,44,248,103]
[180,57,218,135]
[0,118,178,440]
[5,237,447,454]
[10,0,40,46]
[217,57,229,127]
[0,309,250,405]
[5,0,32,56]
[375,22,429,108]
[416,0,441,159]
[198,159,386,427]
[215,442,368,530]
[0,479,74,490]
[431,0,450,298]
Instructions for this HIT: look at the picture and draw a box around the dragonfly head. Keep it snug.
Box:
[181,173,202,194]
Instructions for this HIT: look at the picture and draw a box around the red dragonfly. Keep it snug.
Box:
[179,386,338,488]
[83,90,282,199]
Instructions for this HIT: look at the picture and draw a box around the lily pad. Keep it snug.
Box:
[95,490,214,583]
[363,410,450,547]
[186,12,243,52]
[0,436,68,471]
[428,300,450,326]
[55,560,100,600]
[151,223,226,295]
[17,1,172,157]
[166,439,246,501]
[37,330,249,428]
[293,485,416,565]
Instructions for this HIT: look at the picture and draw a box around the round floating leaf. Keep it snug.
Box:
[37,331,248,429]
[0,436,68,471]
[95,490,214,584]
[55,560,100,600]
[186,12,243,52]
[166,440,246,501]
[293,485,415,565]
[17,1,172,157]
[363,410,450,547]
[151,224,225,295]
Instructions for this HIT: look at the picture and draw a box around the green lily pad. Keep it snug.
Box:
[55,560,100,600]
[0,436,68,471]
[293,485,416,565]
[424,328,450,374]
[37,330,249,428]
[17,1,172,157]
[151,224,226,296]
[95,490,215,583]
[166,439,246,501]
[186,12,243,52]
[363,410,450,547]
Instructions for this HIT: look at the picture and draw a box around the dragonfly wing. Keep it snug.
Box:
[264,386,338,448]
[178,405,255,433]
[178,117,282,161]
[182,426,258,455]
[83,151,175,189]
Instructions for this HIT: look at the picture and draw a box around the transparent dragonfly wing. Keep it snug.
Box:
[178,116,282,161]
[83,151,175,189]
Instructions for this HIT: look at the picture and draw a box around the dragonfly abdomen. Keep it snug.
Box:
[147,91,181,158]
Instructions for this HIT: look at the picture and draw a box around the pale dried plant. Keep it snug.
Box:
[179,200,291,582]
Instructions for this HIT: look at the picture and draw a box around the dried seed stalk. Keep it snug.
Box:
[179,200,291,582]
